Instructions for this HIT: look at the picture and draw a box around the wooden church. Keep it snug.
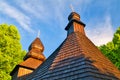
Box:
[10,11,120,80]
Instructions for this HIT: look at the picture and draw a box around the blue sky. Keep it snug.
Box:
[0,0,120,58]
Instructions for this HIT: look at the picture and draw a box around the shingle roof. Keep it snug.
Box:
[27,31,120,80]
[27,12,120,80]
[19,58,43,70]
[10,37,46,78]
[28,38,44,52]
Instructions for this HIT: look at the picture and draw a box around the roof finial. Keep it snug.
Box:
[70,4,74,12]
[37,30,40,38]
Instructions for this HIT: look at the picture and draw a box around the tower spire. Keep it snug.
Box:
[65,11,85,36]
[26,37,45,60]
[10,34,46,79]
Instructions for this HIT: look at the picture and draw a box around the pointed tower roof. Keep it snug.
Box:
[20,37,46,69]
[21,12,120,79]
[24,37,45,60]
[10,37,46,79]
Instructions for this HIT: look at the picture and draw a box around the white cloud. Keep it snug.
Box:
[86,15,114,46]
[14,0,68,31]
[15,0,48,20]
[0,1,34,33]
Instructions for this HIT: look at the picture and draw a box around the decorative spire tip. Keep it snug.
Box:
[37,30,40,38]
[70,4,74,12]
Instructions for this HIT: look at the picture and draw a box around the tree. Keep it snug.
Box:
[112,27,120,68]
[0,24,26,80]
[99,27,120,69]
[113,27,120,49]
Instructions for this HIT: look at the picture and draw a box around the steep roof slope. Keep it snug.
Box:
[28,32,120,80]
[27,12,120,80]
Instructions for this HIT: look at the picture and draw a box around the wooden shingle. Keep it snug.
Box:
[27,12,120,80]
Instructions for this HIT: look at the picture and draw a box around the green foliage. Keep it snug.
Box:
[99,27,120,70]
[113,27,120,49]
[0,24,26,80]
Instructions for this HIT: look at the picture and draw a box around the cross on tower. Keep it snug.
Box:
[37,30,40,38]
[70,4,74,12]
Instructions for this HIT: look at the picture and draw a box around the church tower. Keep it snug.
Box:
[27,11,120,80]
[10,37,46,80]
